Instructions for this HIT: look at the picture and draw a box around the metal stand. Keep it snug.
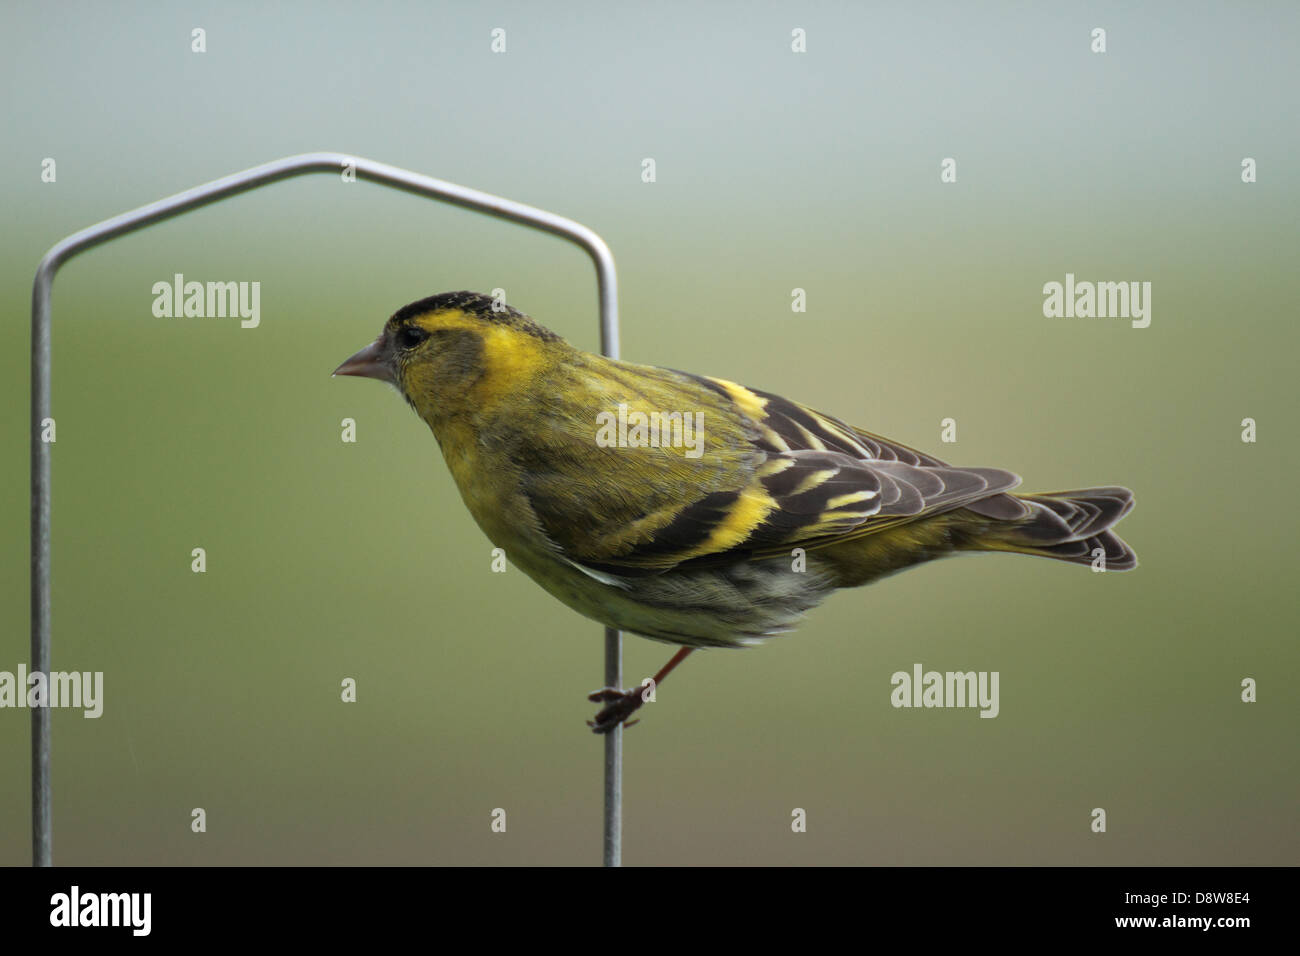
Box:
[30,152,623,867]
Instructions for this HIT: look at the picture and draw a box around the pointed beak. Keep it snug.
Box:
[333,336,395,384]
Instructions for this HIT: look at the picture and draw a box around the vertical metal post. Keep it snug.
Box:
[30,268,53,868]
[602,626,623,866]
[595,255,624,869]
[30,152,622,866]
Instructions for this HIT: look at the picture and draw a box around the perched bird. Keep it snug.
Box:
[336,291,1136,732]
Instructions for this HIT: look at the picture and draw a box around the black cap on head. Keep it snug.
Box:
[388,291,560,342]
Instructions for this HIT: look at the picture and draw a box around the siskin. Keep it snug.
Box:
[336,292,1136,732]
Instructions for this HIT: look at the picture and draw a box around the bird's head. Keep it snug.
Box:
[334,291,566,426]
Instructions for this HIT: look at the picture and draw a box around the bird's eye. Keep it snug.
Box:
[397,326,429,350]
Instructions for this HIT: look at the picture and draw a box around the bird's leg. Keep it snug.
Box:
[587,648,695,734]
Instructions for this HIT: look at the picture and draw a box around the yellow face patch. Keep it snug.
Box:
[478,324,548,391]
[404,307,485,341]
[404,308,550,412]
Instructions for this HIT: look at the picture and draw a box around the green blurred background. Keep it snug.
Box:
[2,1,1296,866]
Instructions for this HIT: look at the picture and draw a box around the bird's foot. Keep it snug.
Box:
[586,686,646,734]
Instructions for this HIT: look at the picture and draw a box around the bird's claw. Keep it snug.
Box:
[586,686,647,734]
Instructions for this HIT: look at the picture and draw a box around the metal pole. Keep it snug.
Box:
[594,249,623,869]
[30,152,622,866]
[30,261,53,868]
[602,628,622,867]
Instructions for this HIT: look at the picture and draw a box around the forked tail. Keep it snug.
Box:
[966,486,1137,570]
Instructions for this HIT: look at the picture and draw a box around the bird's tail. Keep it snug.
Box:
[962,486,1137,571]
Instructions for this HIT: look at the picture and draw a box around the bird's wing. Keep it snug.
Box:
[742,383,952,468]
[520,369,1019,575]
